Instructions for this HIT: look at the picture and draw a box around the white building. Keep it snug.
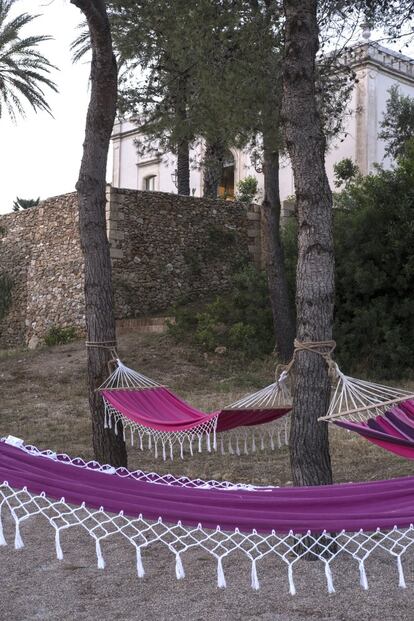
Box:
[111,40,414,203]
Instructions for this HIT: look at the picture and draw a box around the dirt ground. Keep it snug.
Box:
[1,333,414,620]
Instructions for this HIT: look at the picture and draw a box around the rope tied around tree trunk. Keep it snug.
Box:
[85,341,119,373]
[275,339,337,384]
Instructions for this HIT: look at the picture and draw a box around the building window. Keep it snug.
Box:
[218,151,235,199]
[143,175,156,191]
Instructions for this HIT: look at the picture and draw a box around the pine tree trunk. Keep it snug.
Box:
[71,0,127,467]
[177,139,190,195]
[175,76,191,196]
[262,141,295,363]
[282,0,333,486]
[203,141,225,198]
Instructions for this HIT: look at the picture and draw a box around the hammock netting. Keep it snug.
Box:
[99,361,292,460]
[2,436,414,594]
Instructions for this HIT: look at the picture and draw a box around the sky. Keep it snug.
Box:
[0,0,93,214]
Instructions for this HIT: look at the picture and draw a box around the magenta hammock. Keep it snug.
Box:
[102,388,288,433]
[335,399,414,460]
[98,360,292,459]
[2,438,414,593]
[2,440,414,534]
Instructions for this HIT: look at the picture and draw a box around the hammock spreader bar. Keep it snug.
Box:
[99,360,292,459]
[1,437,414,593]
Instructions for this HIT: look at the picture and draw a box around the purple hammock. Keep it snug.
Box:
[2,438,414,593]
[335,399,414,460]
[1,440,414,534]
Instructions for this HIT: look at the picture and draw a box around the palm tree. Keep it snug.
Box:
[0,0,57,119]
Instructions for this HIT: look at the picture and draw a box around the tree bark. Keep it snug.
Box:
[203,141,225,198]
[70,0,127,467]
[282,0,333,486]
[262,139,295,363]
[177,138,190,195]
[175,76,191,196]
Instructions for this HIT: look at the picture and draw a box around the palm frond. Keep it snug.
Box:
[0,0,57,119]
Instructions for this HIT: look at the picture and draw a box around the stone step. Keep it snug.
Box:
[116,316,173,335]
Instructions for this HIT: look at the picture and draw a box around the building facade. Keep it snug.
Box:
[111,41,414,203]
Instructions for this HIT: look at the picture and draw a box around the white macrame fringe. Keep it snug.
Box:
[104,400,290,462]
[55,529,63,560]
[217,557,226,588]
[136,547,145,578]
[96,539,105,569]
[397,556,406,589]
[1,481,414,595]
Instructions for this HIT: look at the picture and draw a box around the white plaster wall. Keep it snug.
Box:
[111,47,414,203]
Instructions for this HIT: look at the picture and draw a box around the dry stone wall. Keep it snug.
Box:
[0,188,261,348]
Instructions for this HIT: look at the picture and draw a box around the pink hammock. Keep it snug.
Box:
[99,360,292,459]
[1,436,414,593]
[335,399,414,460]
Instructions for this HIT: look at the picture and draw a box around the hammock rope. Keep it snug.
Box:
[1,437,414,594]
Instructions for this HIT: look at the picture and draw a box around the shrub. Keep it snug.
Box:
[169,265,274,358]
[44,326,77,346]
[284,142,414,377]
[236,176,259,204]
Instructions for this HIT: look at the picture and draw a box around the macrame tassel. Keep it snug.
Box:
[270,434,275,451]
[260,435,265,451]
[114,420,118,436]
[130,428,134,447]
[175,553,185,580]
[251,559,260,590]
[236,437,241,456]
[14,521,24,550]
[0,512,6,546]
[162,443,167,462]
[288,564,296,595]
[55,530,63,560]
[170,442,174,461]
[104,408,108,429]
[228,438,234,455]
[244,436,248,455]
[122,425,126,442]
[252,434,256,453]
[198,435,202,453]
[213,430,217,451]
[277,430,282,448]
[139,434,143,450]
[359,560,368,590]
[397,556,407,588]
[189,439,194,456]
[325,563,335,594]
[217,557,226,588]
[154,442,158,459]
[148,434,152,450]
[180,442,184,460]
[96,540,105,569]
[136,547,145,578]
[108,413,112,429]
[207,433,211,452]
